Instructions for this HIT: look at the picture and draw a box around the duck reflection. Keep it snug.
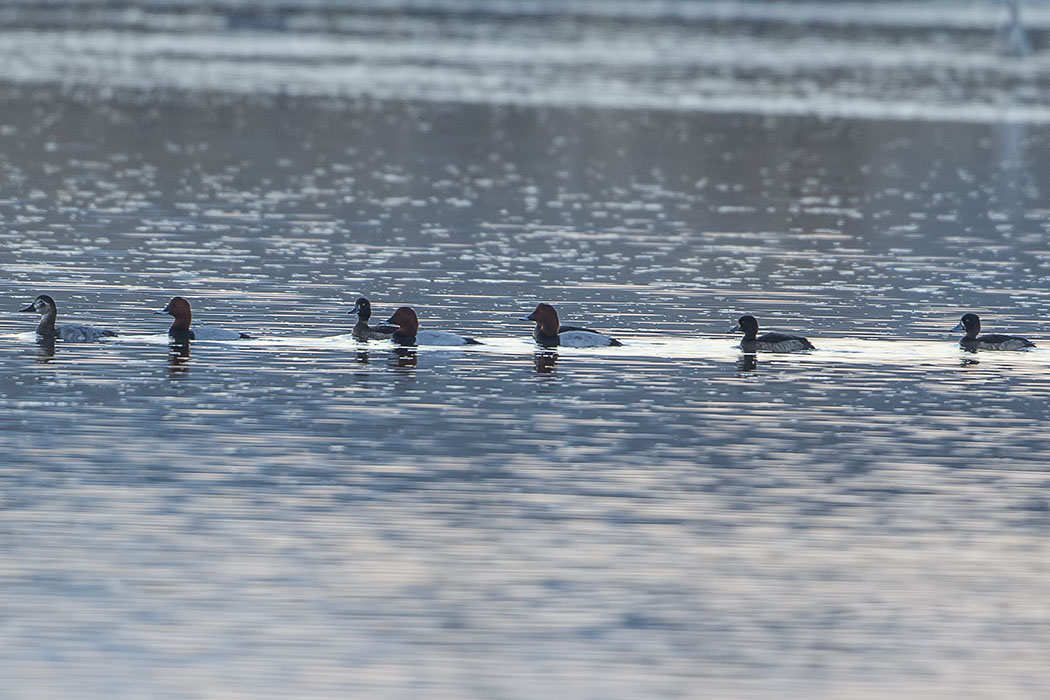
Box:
[736,354,757,373]
[168,341,191,373]
[34,336,56,363]
[533,351,558,373]
[960,356,980,367]
[389,347,417,368]
[355,350,370,364]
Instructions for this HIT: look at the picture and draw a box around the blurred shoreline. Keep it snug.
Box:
[0,0,1046,123]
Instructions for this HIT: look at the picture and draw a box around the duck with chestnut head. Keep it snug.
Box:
[382,306,481,347]
[520,303,621,348]
[155,296,250,342]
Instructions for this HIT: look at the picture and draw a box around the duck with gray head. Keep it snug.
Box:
[19,294,116,342]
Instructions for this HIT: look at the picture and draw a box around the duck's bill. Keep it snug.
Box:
[348,304,361,315]
[727,324,741,333]
[520,314,535,322]
[18,303,34,313]
[154,308,170,315]
[372,324,398,334]
[949,322,963,332]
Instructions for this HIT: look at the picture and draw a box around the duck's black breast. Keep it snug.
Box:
[169,327,195,342]
[533,327,560,347]
[391,331,417,347]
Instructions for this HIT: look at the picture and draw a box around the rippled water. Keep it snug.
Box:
[2,4,1050,698]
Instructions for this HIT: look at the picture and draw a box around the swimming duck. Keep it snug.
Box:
[521,303,622,347]
[18,294,116,342]
[382,307,481,346]
[155,296,250,341]
[729,315,814,352]
[348,297,396,341]
[951,313,1034,351]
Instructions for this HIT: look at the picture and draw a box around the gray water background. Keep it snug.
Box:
[1,2,1049,698]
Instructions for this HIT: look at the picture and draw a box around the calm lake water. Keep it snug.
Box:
[1,3,1050,698]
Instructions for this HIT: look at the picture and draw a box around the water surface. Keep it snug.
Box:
[2,5,1050,698]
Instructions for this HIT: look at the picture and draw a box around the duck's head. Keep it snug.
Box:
[156,296,192,331]
[349,297,372,320]
[19,294,57,317]
[950,313,980,336]
[521,303,560,336]
[383,306,419,336]
[730,314,759,338]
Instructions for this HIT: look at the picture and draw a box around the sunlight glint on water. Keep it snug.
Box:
[1,3,1050,698]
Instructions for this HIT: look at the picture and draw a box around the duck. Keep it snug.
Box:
[18,294,117,342]
[155,296,250,341]
[348,297,396,341]
[950,313,1034,351]
[729,315,814,352]
[381,306,481,346]
[521,303,622,347]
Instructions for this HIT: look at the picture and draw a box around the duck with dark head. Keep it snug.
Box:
[729,315,813,353]
[348,297,396,341]
[951,313,1034,351]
